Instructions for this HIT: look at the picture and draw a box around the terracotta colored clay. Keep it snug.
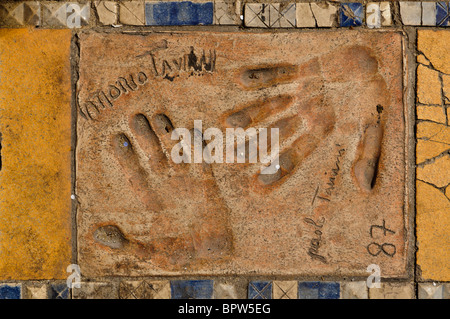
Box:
[77,31,407,277]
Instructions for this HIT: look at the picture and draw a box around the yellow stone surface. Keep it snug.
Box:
[416,181,450,281]
[443,75,450,104]
[416,64,442,105]
[417,105,446,124]
[0,29,72,279]
[416,139,450,164]
[417,54,430,66]
[418,30,450,74]
[417,30,450,282]
[417,181,450,213]
[417,155,450,188]
[417,121,450,145]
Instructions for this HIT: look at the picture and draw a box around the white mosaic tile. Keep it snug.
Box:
[296,2,316,28]
[0,1,40,26]
[119,0,145,25]
[380,2,392,26]
[273,281,298,299]
[214,283,238,299]
[244,3,295,28]
[95,1,117,25]
[422,1,437,26]
[214,1,237,25]
[341,282,369,299]
[418,283,444,299]
[400,1,421,26]
[367,2,391,28]
[310,2,338,27]
[26,284,48,299]
[119,280,170,299]
[42,2,90,28]
[369,283,415,299]
[72,282,119,299]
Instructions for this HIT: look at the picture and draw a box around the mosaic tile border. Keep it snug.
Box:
[1,280,449,299]
[2,1,450,28]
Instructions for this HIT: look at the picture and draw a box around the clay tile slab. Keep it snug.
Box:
[76,31,408,277]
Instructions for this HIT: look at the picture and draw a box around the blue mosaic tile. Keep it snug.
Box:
[171,280,213,299]
[298,282,340,299]
[145,1,213,26]
[50,283,70,299]
[318,282,340,299]
[339,3,363,27]
[436,2,450,26]
[0,284,21,299]
[248,281,272,299]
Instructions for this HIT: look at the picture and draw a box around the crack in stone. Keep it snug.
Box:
[417,50,450,76]
[309,3,319,27]
[416,49,450,191]
[99,1,116,15]
[438,73,448,126]
[417,103,444,107]
[118,0,144,24]
[417,119,448,141]
[416,50,450,127]
[417,118,447,125]
[417,178,450,201]
[417,137,450,146]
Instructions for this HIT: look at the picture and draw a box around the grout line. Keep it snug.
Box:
[70,32,81,268]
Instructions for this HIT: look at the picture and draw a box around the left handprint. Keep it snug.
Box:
[92,112,233,270]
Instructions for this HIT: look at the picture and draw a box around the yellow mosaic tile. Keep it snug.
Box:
[416,181,450,281]
[416,30,450,281]
[417,121,450,145]
[416,139,450,164]
[417,105,447,124]
[416,54,430,66]
[417,64,442,105]
[0,29,72,280]
[418,30,450,74]
[417,156,450,188]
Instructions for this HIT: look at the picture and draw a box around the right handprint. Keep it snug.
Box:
[220,45,388,193]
